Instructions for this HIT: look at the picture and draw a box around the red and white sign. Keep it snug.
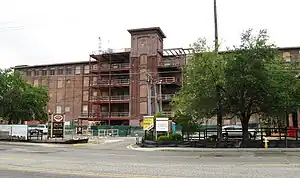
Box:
[53,114,64,122]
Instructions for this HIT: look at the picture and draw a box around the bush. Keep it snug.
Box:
[157,134,183,141]
[157,135,170,141]
[169,133,183,141]
[144,134,154,141]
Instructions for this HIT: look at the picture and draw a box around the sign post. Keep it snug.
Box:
[48,114,65,139]
[155,118,169,140]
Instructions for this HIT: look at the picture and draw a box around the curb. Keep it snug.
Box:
[127,144,300,153]
[0,141,63,147]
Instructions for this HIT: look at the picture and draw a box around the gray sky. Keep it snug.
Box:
[0,0,299,69]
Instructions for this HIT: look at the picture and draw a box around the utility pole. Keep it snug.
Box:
[214,0,222,140]
[159,80,163,113]
[146,72,152,115]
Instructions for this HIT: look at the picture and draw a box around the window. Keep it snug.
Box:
[84,65,90,74]
[56,106,62,114]
[65,106,70,112]
[50,69,55,75]
[57,79,63,88]
[284,56,291,62]
[93,91,98,96]
[33,80,39,87]
[283,52,291,62]
[75,66,81,75]
[42,70,47,76]
[83,77,89,87]
[49,93,53,99]
[58,68,64,75]
[34,70,39,76]
[66,67,73,75]
[82,105,88,113]
[26,71,32,76]
[42,79,47,86]
[140,55,147,65]
[83,91,89,101]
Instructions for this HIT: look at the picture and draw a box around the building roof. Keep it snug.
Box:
[13,46,300,70]
[13,61,90,70]
[127,27,166,38]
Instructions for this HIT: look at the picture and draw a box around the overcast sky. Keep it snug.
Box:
[0,0,299,69]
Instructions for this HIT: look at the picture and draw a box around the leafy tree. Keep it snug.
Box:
[173,111,199,140]
[174,29,300,141]
[173,38,225,120]
[0,69,49,124]
[222,29,300,140]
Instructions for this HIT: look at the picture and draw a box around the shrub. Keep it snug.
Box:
[157,135,170,141]
[169,133,183,141]
[144,133,154,141]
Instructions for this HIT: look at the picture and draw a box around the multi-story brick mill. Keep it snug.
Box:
[14,27,300,126]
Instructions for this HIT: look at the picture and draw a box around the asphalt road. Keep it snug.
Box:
[1,138,300,178]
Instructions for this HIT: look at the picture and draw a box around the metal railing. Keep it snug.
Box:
[81,112,130,118]
[161,111,175,117]
[160,94,175,100]
[109,63,130,69]
[159,77,176,84]
[90,95,130,101]
[92,79,130,86]
[91,63,130,71]
[102,112,130,117]
[158,59,181,67]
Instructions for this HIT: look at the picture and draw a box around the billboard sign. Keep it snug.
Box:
[156,118,169,132]
[143,116,154,131]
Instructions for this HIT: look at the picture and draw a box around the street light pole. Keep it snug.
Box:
[214,0,222,141]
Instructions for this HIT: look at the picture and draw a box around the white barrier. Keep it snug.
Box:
[0,125,28,140]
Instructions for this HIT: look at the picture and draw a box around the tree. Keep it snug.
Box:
[0,69,49,124]
[222,29,300,140]
[173,38,226,128]
[174,29,300,141]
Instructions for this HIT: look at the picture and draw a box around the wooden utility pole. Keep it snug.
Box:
[214,0,222,140]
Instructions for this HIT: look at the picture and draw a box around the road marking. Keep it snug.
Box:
[104,139,123,143]
[72,143,88,147]
[0,165,171,178]
[127,144,155,151]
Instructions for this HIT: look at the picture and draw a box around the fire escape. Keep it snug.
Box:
[89,49,131,125]
[156,48,193,117]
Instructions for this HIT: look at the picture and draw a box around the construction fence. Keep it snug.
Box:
[64,126,145,138]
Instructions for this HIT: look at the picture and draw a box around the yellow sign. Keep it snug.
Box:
[143,116,154,130]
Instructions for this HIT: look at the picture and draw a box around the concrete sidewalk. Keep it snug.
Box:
[128,144,300,153]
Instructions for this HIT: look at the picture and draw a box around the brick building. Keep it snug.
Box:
[14,27,300,126]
